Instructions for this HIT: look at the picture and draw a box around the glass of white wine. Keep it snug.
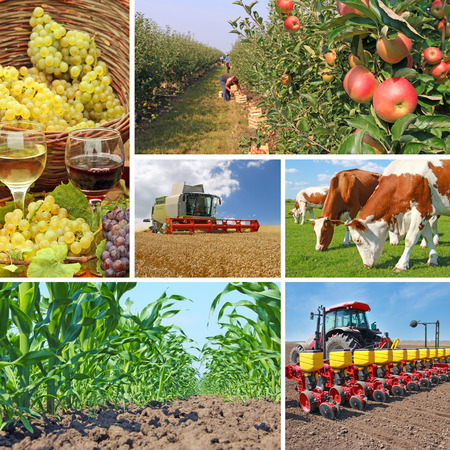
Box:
[0,121,47,210]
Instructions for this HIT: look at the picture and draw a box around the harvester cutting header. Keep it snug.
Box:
[145,182,260,234]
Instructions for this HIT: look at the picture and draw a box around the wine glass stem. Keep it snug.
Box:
[12,186,29,211]
[89,199,102,230]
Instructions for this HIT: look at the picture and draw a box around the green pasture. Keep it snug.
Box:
[285,201,450,278]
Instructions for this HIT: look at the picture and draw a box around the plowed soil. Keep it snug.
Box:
[135,226,281,278]
[0,395,280,450]
[285,342,450,449]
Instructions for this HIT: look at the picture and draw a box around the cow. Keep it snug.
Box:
[345,160,450,272]
[310,169,382,251]
[388,213,439,248]
[289,186,329,225]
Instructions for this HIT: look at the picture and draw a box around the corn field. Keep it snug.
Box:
[0,282,280,431]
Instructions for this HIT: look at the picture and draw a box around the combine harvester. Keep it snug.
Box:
[286,302,448,419]
[145,182,260,234]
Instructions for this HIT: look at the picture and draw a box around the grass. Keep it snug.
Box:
[285,201,450,278]
[136,66,255,154]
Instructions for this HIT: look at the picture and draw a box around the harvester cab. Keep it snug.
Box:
[147,182,259,234]
[290,301,393,365]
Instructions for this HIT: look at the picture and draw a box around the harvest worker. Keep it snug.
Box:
[219,74,242,101]
[225,54,231,72]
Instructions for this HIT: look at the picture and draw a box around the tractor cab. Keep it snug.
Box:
[325,302,372,332]
[183,192,221,218]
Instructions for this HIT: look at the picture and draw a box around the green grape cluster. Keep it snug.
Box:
[0,6,126,130]
[0,194,95,262]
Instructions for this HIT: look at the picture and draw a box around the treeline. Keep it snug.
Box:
[135,13,223,108]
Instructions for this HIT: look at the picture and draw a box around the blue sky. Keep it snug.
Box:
[134,158,281,227]
[135,0,271,53]
[285,159,393,200]
[286,282,450,343]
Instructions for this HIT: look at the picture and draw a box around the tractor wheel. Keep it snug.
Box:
[406,381,419,392]
[290,344,305,365]
[354,381,369,397]
[373,389,388,403]
[329,386,346,405]
[439,373,448,382]
[430,375,440,385]
[419,378,431,389]
[319,403,337,420]
[349,395,365,410]
[391,385,405,396]
[299,391,317,413]
[326,333,361,353]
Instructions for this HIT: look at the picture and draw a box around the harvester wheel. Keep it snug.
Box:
[354,381,369,397]
[419,378,431,389]
[319,403,338,420]
[391,385,405,396]
[326,333,361,353]
[329,386,346,405]
[373,389,388,403]
[299,391,317,413]
[290,344,305,365]
[349,395,365,411]
[406,381,419,392]
[430,375,440,385]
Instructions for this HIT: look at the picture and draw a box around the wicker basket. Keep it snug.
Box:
[0,0,130,197]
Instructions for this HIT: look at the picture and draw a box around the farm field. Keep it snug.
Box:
[285,342,450,450]
[135,226,281,278]
[136,65,258,154]
[0,282,281,449]
[1,395,280,449]
[285,202,450,278]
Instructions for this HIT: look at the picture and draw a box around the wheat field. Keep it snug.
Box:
[135,226,281,277]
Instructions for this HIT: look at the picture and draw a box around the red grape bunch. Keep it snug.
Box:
[100,206,130,277]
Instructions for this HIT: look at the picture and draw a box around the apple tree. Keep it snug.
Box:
[229,0,450,154]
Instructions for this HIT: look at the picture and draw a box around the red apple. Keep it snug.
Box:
[444,57,450,72]
[281,74,291,85]
[276,0,294,14]
[438,19,450,37]
[321,68,335,82]
[337,0,370,16]
[376,32,412,64]
[423,47,442,65]
[284,15,300,32]
[355,129,386,154]
[373,77,418,123]
[343,65,379,103]
[430,60,448,78]
[430,0,445,19]
[325,49,336,66]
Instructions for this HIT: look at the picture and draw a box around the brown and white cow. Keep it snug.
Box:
[388,213,439,248]
[289,186,329,225]
[311,169,382,251]
[345,160,450,272]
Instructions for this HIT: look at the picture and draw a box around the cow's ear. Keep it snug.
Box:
[345,220,366,232]
[288,211,293,215]
[330,220,341,226]
[309,220,315,226]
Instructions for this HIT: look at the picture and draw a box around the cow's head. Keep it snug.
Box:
[345,218,388,268]
[310,217,341,251]
[289,209,300,223]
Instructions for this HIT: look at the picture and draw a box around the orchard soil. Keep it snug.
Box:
[135,225,281,278]
[285,342,450,449]
[0,395,280,450]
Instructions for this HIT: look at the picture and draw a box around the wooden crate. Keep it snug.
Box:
[235,94,247,104]
[218,90,223,98]
[249,112,266,129]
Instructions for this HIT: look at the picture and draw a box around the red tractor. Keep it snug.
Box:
[290,301,393,364]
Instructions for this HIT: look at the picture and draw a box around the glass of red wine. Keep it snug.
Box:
[65,128,124,224]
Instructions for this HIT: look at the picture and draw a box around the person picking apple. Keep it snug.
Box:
[219,74,243,101]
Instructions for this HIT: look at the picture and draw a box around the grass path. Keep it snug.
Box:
[136,66,255,154]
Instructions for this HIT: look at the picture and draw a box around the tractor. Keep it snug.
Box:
[290,301,393,364]
[144,182,259,234]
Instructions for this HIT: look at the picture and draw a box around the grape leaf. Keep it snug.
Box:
[49,182,92,226]
[27,244,81,278]
[96,239,106,276]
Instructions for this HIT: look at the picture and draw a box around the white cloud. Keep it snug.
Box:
[247,160,267,168]
[134,159,240,220]
[317,173,333,183]
[286,168,298,173]
[359,161,387,174]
